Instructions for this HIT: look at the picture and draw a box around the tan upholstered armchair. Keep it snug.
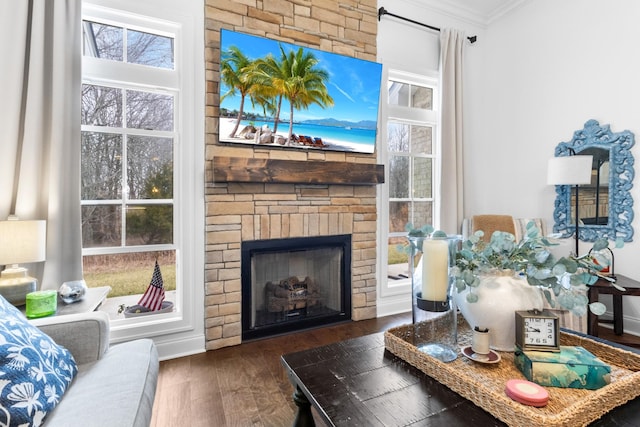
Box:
[461,214,547,242]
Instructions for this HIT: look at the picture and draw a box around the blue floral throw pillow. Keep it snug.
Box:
[0,295,77,426]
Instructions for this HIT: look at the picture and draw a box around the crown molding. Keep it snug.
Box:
[394,0,527,28]
[485,0,529,25]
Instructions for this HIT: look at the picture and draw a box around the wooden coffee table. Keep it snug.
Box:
[281,332,640,426]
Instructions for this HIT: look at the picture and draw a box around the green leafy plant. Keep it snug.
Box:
[396,223,435,255]
[452,221,624,316]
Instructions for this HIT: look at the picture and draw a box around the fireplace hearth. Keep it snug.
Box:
[241,234,352,340]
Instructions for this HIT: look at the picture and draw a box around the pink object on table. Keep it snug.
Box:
[505,379,549,407]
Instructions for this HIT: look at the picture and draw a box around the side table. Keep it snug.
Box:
[21,286,111,317]
[588,274,640,338]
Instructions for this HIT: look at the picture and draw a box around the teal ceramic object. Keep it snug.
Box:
[514,345,611,390]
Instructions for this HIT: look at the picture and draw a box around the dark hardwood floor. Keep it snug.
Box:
[150,312,412,427]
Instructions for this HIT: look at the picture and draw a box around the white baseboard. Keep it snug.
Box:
[590,309,640,337]
[153,334,205,361]
[377,294,411,318]
[616,313,640,337]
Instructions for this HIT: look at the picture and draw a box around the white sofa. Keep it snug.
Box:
[31,311,159,426]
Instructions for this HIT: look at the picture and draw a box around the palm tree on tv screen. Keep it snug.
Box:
[220,46,255,138]
[251,53,288,134]
[222,43,334,145]
[278,46,334,144]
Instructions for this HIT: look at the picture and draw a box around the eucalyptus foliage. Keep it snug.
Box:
[397,223,435,254]
[451,221,624,316]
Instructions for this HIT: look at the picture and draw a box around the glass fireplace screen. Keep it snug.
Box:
[241,235,351,340]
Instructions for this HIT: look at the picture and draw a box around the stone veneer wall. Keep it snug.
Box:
[204,0,379,350]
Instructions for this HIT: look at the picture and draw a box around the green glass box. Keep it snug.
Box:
[514,345,611,390]
[25,290,57,319]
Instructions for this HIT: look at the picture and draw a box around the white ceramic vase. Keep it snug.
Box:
[455,270,544,351]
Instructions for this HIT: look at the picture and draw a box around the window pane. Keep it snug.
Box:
[388,81,433,110]
[82,85,123,127]
[411,86,433,109]
[388,81,410,106]
[82,205,122,248]
[83,21,123,61]
[388,236,408,266]
[413,201,433,228]
[81,132,122,200]
[127,136,173,200]
[83,250,176,296]
[126,205,173,245]
[411,125,433,155]
[388,122,409,152]
[389,156,409,198]
[389,202,408,233]
[126,90,174,131]
[127,29,174,69]
[413,157,432,199]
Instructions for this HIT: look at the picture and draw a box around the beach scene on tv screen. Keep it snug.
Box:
[219,29,383,154]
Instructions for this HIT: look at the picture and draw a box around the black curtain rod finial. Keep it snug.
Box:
[377,6,477,44]
[378,6,387,21]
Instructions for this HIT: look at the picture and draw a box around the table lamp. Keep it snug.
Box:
[547,153,593,256]
[0,216,46,306]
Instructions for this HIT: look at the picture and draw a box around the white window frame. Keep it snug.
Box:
[377,67,441,307]
[81,0,204,359]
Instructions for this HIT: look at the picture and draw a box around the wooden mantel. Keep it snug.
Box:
[212,156,385,186]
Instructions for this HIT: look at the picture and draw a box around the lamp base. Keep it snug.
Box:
[0,276,37,307]
[1,266,29,279]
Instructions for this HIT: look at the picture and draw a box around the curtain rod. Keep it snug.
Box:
[377,7,477,44]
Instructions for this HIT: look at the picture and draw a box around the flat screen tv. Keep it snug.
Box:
[219,29,383,154]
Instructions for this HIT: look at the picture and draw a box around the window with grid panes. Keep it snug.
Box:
[80,10,179,303]
[381,71,439,294]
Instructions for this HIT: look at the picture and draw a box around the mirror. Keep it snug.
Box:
[552,119,635,242]
[579,147,609,226]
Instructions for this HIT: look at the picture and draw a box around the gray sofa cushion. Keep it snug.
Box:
[44,338,158,427]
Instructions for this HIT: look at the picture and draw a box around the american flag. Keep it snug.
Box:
[138,260,165,311]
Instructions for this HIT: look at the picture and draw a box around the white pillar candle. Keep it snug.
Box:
[421,238,449,301]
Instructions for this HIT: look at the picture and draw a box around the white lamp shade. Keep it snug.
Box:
[547,155,594,185]
[0,219,46,265]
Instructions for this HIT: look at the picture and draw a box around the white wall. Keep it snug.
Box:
[378,0,640,334]
[471,0,640,333]
[469,0,640,222]
[377,1,487,84]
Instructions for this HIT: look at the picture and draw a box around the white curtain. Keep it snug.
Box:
[439,29,466,235]
[0,0,82,288]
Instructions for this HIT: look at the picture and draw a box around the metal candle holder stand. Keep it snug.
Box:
[416,293,450,312]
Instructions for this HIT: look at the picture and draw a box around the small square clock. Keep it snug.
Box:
[515,309,560,352]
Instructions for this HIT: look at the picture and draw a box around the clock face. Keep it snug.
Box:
[524,317,556,346]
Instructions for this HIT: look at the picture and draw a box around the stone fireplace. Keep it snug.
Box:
[205,175,381,350]
[241,234,352,340]
[204,0,380,351]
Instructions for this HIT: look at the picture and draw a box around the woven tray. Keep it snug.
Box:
[384,319,640,427]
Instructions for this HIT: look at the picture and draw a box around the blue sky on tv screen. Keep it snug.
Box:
[220,29,383,125]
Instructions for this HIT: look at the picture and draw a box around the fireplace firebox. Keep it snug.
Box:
[241,234,352,340]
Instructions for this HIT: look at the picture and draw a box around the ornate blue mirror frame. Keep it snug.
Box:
[553,119,635,242]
